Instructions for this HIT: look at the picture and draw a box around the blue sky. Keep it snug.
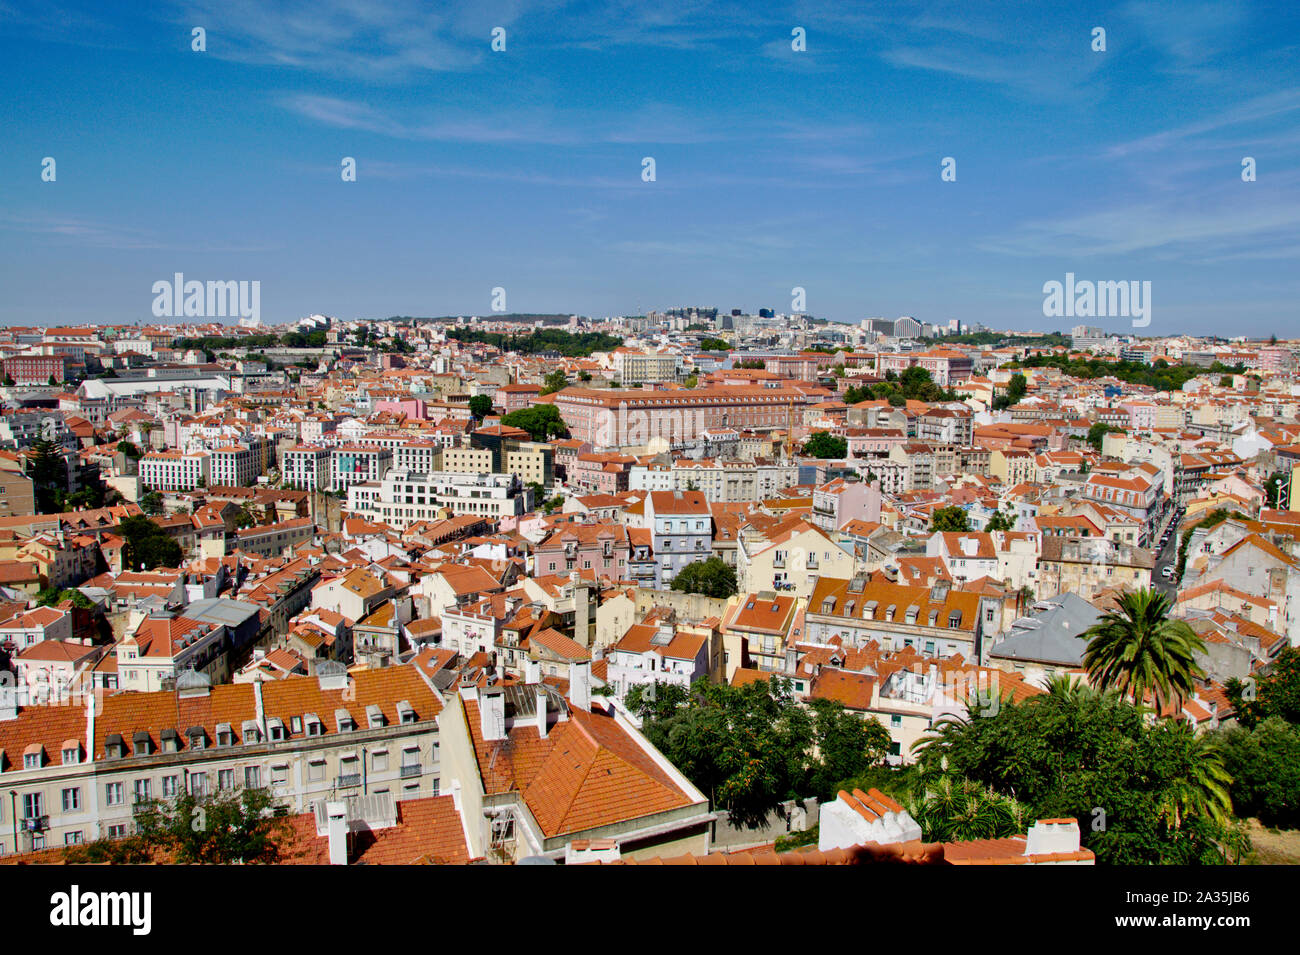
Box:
[1,0,1298,335]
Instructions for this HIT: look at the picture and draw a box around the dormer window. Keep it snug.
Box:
[397,701,417,724]
[132,731,152,756]
[290,715,303,735]
[241,720,261,744]
[187,726,207,750]
[160,729,181,754]
[105,734,125,759]
[267,718,286,742]
[24,745,44,769]
[216,723,234,747]
[366,704,386,729]
[61,742,81,765]
[304,713,324,737]
[336,708,356,732]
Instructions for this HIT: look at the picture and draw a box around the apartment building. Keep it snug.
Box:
[139,450,211,491]
[208,443,264,488]
[330,445,392,493]
[552,385,805,449]
[347,469,530,530]
[535,523,632,579]
[0,664,443,854]
[644,490,712,588]
[282,445,331,492]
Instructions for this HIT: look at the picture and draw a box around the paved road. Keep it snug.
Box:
[1151,510,1184,598]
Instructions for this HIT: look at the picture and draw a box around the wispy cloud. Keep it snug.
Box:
[0,213,276,253]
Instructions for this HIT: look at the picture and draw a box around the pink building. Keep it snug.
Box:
[372,398,428,421]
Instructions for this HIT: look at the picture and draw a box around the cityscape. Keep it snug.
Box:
[0,0,1294,924]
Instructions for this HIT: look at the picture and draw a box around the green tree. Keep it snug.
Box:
[118,515,183,571]
[670,557,737,599]
[36,587,96,610]
[802,431,847,459]
[699,337,729,351]
[539,369,568,396]
[1213,718,1300,828]
[500,404,567,441]
[131,787,287,864]
[1082,589,1206,713]
[1226,646,1300,729]
[983,510,1016,532]
[638,677,811,829]
[624,680,692,723]
[1086,422,1119,452]
[140,490,165,516]
[929,506,970,533]
[28,437,68,513]
[468,394,494,419]
[909,776,1029,843]
[807,697,891,799]
[117,439,141,459]
[913,685,1241,864]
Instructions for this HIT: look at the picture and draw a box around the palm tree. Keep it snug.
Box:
[909,776,1027,843]
[1082,589,1206,714]
[1158,726,1232,830]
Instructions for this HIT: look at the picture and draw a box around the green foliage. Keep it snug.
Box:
[735,359,766,369]
[131,787,287,864]
[774,825,819,851]
[624,680,692,723]
[802,431,847,459]
[28,438,67,514]
[639,677,887,829]
[909,777,1029,843]
[1263,472,1287,509]
[500,404,567,441]
[670,557,737,599]
[539,369,568,396]
[1014,354,1245,392]
[1083,589,1206,711]
[699,337,729,351]
[36,587,95,610]
[119,515,183,571]
[117,439,141,459]
[468,394,494,419]
[1226,646,1300,729]
[1212,718,1300,828]
[1086,422,1121,451]
[807,697,892,799]
[983,510,1016,532]
[914,685,1241,864]
[446,327,623,357]
[140,490,164,515]
[929,506,970,533]
[1175,509,1238,579]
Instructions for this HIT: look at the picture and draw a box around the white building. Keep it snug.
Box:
[140,450,211,491]
[347,469,531,530]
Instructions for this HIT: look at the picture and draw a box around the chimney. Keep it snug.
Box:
[536,686,549,739]
[326,801,349,865]
[525,658,540,685]
[569,660,591,712]
[480,687,507,741]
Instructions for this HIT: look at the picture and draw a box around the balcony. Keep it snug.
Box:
[336,773,361,788]
[22,815,48,832]
[400,764,422,778]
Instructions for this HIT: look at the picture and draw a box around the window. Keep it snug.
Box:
[218,769,235,791]
[245,766,261,788]
[104,782,124,806]
[61,746,80,765]
[161,775,179,798]
[61,788,81,812]
[189,774,207,797]
[372,751,388,773]
[23,793,44,819]
[307,760,325,783]
[108,824,127,840]
[891,715,903,728]
[270,765,289,785]
[133,779,151,803]
[23,752,41,769]
[65,831,84,846]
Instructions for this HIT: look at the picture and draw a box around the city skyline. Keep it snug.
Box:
[2,1,1298,334]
